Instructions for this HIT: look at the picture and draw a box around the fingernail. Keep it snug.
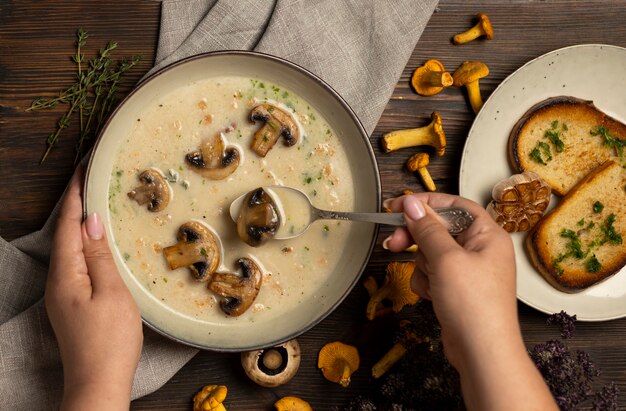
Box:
[86,212,103,240]
[382,198,393,211]
[382,234,393,250]
[403,196,425,221]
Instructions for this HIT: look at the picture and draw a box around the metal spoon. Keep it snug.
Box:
[229,186,474,240]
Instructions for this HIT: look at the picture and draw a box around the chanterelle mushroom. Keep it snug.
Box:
[185,132,240,180]
[192,384,227,411]
[371,320,430,379]
[382,111,446,156]
[236,187,281,247]
[366,261,420,321]
[241,339,301,387]
[317,341,360,388]
[452,13,494,45]
[250,103,299,157]
[209,257,262,316]
[274,396,313,411]
[127,168,171,212]
[162,221,221,282]
[407,152,436,192]
[411,59,453,96]
[453,61,490,113]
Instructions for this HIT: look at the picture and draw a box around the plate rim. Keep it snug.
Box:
[459,43,626,322]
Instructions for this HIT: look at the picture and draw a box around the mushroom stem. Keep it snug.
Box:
[418,167,436,192]
[453,25,484,44]
[466,79,484,113]
[366,285,391,320]
[339,363,352,388]
[422,70,453,87]
[372,343,407,379]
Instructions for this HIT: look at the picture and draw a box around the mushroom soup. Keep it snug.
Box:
[108,76,356,323]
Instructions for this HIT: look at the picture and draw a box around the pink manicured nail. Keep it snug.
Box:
[382,198,394,210]
[381,234,393,250]
[86,212,103,240]
[403,196,425,221]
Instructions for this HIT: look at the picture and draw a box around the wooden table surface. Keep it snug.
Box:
[2,1,626,409]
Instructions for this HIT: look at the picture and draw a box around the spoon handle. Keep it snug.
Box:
[314,207,473,235]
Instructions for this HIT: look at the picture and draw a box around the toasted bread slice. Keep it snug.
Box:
[509,96,626,196]
[526,160,626,293]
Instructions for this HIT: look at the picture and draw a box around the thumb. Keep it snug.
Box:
[402,196,461,258]
[82,212,124,294]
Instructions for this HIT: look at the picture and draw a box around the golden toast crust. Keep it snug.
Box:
[526,161,626,293]
[509,96,626,196]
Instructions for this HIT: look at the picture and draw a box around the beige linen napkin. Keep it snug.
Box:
[0,0,437,409]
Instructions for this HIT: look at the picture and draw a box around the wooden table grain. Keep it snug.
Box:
[2,1,626,409]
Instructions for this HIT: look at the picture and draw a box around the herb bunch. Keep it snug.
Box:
[28,29,142,163]
[530,311,619,410]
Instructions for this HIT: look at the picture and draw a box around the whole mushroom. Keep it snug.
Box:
[209,257,263,316]
[162,221,221,282]
[185,132,241,180]
[452,13,494,45]
[407,152,436,192]
[410,59,453,96]
[127,168,171,212]
[250,103,299,157]
[241,339,301,387]
[236,187,281,247]
[453,61,490,114]
[382,111,446,155]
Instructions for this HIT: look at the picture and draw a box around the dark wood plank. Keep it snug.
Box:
[2,1,626,410]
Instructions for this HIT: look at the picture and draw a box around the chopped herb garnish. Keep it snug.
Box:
[552,120,559,129]
[601,213,622,245]
[200,247,208,257]
[577,219,585,226]
[545,128,565,153]
[162,277,168,283]
[590,125,625,157]
[593,201,604,213]
[562,122,568,131]
[530,141,552,165]
[305,176,312,184]
[304,246,310,251]
[123,252,130,261]
[586,255,602,273]
[323,224,330,232]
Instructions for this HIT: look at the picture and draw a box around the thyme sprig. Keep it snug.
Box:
[28,29,141,164]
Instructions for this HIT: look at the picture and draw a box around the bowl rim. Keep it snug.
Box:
[84,50,381,351]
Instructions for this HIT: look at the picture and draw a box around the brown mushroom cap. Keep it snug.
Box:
[241,339,301,387]
[236,187,281,247]
[127,168,171,212]
[453,61,489,86]
[185,132,240,180]
[209,257,263,316]
[250,103,300,157]
[476,13,494,39]
[411,59,453,96]
[407,152,430,170]
[162,221,221,282]
[192,385,227,411]
[274,396,313,411]
[317,341,360,388]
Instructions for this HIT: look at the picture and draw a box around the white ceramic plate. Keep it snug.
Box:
[85,51,380,350]
[459,44,626,321]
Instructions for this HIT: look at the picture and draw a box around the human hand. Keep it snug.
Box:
[384,192,518,367]
[45,167,143,411]
[384,193,557,410]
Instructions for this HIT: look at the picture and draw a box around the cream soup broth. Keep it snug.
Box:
[109,76,355,323]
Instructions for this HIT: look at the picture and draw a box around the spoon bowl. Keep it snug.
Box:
[230,186,474,240]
